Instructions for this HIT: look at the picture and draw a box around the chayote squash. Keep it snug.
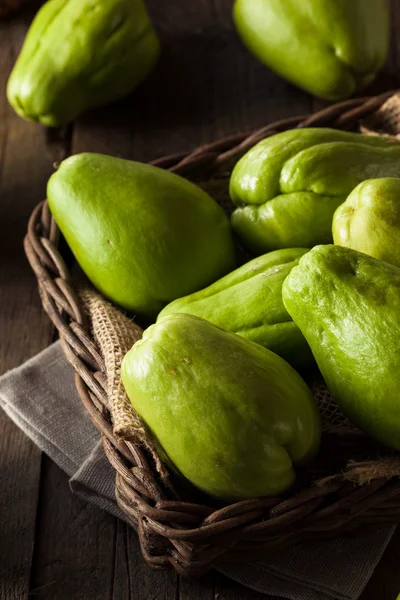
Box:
[121,313,321,501]
[233,0,389,101]
[158,248,313,367]
[283,245,400,450]
[230,128,400,254]
[47,153,235,318]
[333,178,400,268]
[7,0,160,126]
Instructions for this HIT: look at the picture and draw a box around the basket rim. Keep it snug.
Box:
[24,90,400,577]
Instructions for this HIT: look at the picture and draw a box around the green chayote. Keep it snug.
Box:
[122,314,321,501]
[230,128,400,254]
[7,0,160,126]
[283,245,400,450]
[333,178,400,268]
[47,153,235,318]
[233,0,389,100]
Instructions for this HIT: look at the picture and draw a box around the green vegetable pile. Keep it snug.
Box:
[46,125,400,502]
[7,0,398,503]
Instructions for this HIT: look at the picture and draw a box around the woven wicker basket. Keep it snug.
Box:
[25,91,400,577]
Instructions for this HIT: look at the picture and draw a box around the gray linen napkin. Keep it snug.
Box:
[0,342,395,600]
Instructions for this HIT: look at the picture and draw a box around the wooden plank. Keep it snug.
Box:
[111,520,179,600]
[112,525,178,600]
[1,2,400,600]
[29,459,116,600]
[0,9,56,600]
[180,572,215,600]
[109,522,130,599]
[0,27,54,370]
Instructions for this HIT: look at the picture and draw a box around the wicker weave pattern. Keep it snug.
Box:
[24,91,400,577]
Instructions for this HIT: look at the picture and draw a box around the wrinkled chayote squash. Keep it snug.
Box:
[230,128,400,254]
[122,314,321,501]
[283,245,400,450]
[7,0,160,126]
[333,178,400,268]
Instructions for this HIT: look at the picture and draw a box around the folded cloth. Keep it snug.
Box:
[0,342,395,600]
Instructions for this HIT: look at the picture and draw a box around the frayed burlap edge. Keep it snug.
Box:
[344,457,400,485]
[78,285,170,484]
[360,92,400,139]
[318,457,400,487]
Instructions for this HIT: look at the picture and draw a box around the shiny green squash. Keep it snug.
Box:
[7,0,160,126]
[47,153,235,318]
[122,314,321,501]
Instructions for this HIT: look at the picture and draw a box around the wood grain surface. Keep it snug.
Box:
[0,1,399,599]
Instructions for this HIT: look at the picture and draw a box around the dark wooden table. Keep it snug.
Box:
[1,2,400,599]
